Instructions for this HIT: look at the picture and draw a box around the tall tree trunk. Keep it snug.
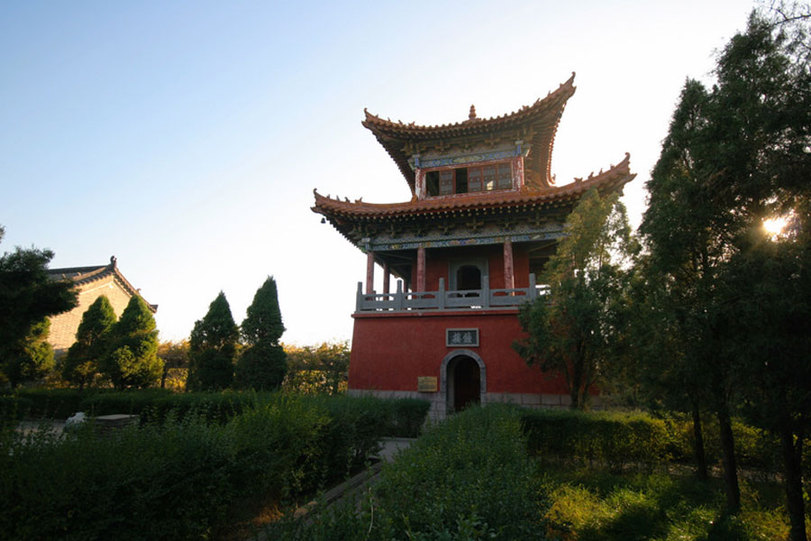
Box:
[780,423,807,541]
[691,401,708,480]
[717,406,741,513]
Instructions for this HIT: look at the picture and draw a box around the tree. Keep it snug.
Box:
[284,341,350,395]
[640,7,810,532]
[99,296,162,389]
[0,226,78,386]
[157,340,190,390]
[62,295,117,389]
[3,319,57,387]
[235,277,287,390]
[187,292,238,391]
[514,189,637,409]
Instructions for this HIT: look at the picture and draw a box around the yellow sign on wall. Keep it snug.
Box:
[417,376,438,393]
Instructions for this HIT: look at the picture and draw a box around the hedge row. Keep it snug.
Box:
[520,408,785,474]
[0,393,428,540]
[270,404,546,540]
[520,409,671,471]
[4,389,430,438]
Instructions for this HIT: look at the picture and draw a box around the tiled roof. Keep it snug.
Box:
[362,73,577,193]
[313,153,634,222]
[48,258,157,313]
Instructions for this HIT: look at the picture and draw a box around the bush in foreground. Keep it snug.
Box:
[0,393,415,539]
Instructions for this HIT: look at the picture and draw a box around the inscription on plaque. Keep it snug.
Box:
[446,328,479,347]
[417,376,438,393]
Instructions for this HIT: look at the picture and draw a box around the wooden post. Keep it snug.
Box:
[366,250,375,294]
[503,238,515,290]
[383,262,390,295]
[417,246,426,292]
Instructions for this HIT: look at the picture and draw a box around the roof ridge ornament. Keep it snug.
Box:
[469,104,477,121]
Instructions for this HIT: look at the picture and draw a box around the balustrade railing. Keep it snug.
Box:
[356,274,548,312]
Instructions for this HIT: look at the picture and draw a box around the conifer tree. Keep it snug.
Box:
[640,8,810,532]
[235,277,287,390]
[99,296,162,389]
[0,226,77,386]
[62,295,117,389]
[187,292,238,391]
[4,319,57,387]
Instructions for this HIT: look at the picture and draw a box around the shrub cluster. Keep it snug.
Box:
[521,408,789,476]
[271,405,546,540]
[0,393,418,539]
[521,409,671,471]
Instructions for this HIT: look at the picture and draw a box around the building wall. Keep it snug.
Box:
[48,277,133,357]
[349,309,569,418]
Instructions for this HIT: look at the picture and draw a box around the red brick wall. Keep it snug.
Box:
[349,309,567,395]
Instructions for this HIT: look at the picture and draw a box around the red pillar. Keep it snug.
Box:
[383,262,390,295]
[503,238,515,290]
[366,250,375,294]
[417,246,426,292]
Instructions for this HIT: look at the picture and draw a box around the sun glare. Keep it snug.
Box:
[763,216,789,238]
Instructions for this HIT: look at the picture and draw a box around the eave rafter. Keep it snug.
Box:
[313,153,635,248]
[362,73,577,193]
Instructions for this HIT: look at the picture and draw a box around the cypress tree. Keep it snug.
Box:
[62,295,117,389]
[100,296,162,389]
[235,277,287,390]
[188,291,238,391]
[5,319,56,387]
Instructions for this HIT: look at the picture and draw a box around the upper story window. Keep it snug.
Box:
[425,162,512,197]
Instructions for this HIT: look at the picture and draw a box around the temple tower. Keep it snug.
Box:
[313,74,635,419]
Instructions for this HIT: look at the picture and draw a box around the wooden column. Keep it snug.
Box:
[503,238,515,290]
[417,246,426,292]
[366,250,375,294]
[383,262,390,295]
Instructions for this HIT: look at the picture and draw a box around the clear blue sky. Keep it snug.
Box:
[1,0,756,345]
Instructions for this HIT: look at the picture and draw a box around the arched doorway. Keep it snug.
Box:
[441,350,486,415]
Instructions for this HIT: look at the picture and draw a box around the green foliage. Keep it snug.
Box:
[283,341,350,395]
[0,392,399,539]
[2,319,57,388]
[241,276,285,345]
[0,395,33,429]
[156,339,189,390]
[539,468,793,541]
[235,342,287,391]
[385,397,431,438]
[515,188,637,409]
[639,7,811,526]
[62,296,117,389]
[236,277,287,390]
[521,409,672,472]
[0,232,78,386]
[188,291,238,391]
[271,405,545,540]
[98,296,161,389]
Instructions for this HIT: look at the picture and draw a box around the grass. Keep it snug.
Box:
[539,468,796,540]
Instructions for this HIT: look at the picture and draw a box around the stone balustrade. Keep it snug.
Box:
[356,274,548,312]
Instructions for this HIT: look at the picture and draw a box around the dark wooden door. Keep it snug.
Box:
[453,356,481,412]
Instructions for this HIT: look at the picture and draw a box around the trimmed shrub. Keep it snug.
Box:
[0,395,32,427]
[0,392,403,539]
[270,405,547,540]
[14,388,87,419]
[386,397,430,438]
[521,409,672,471]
